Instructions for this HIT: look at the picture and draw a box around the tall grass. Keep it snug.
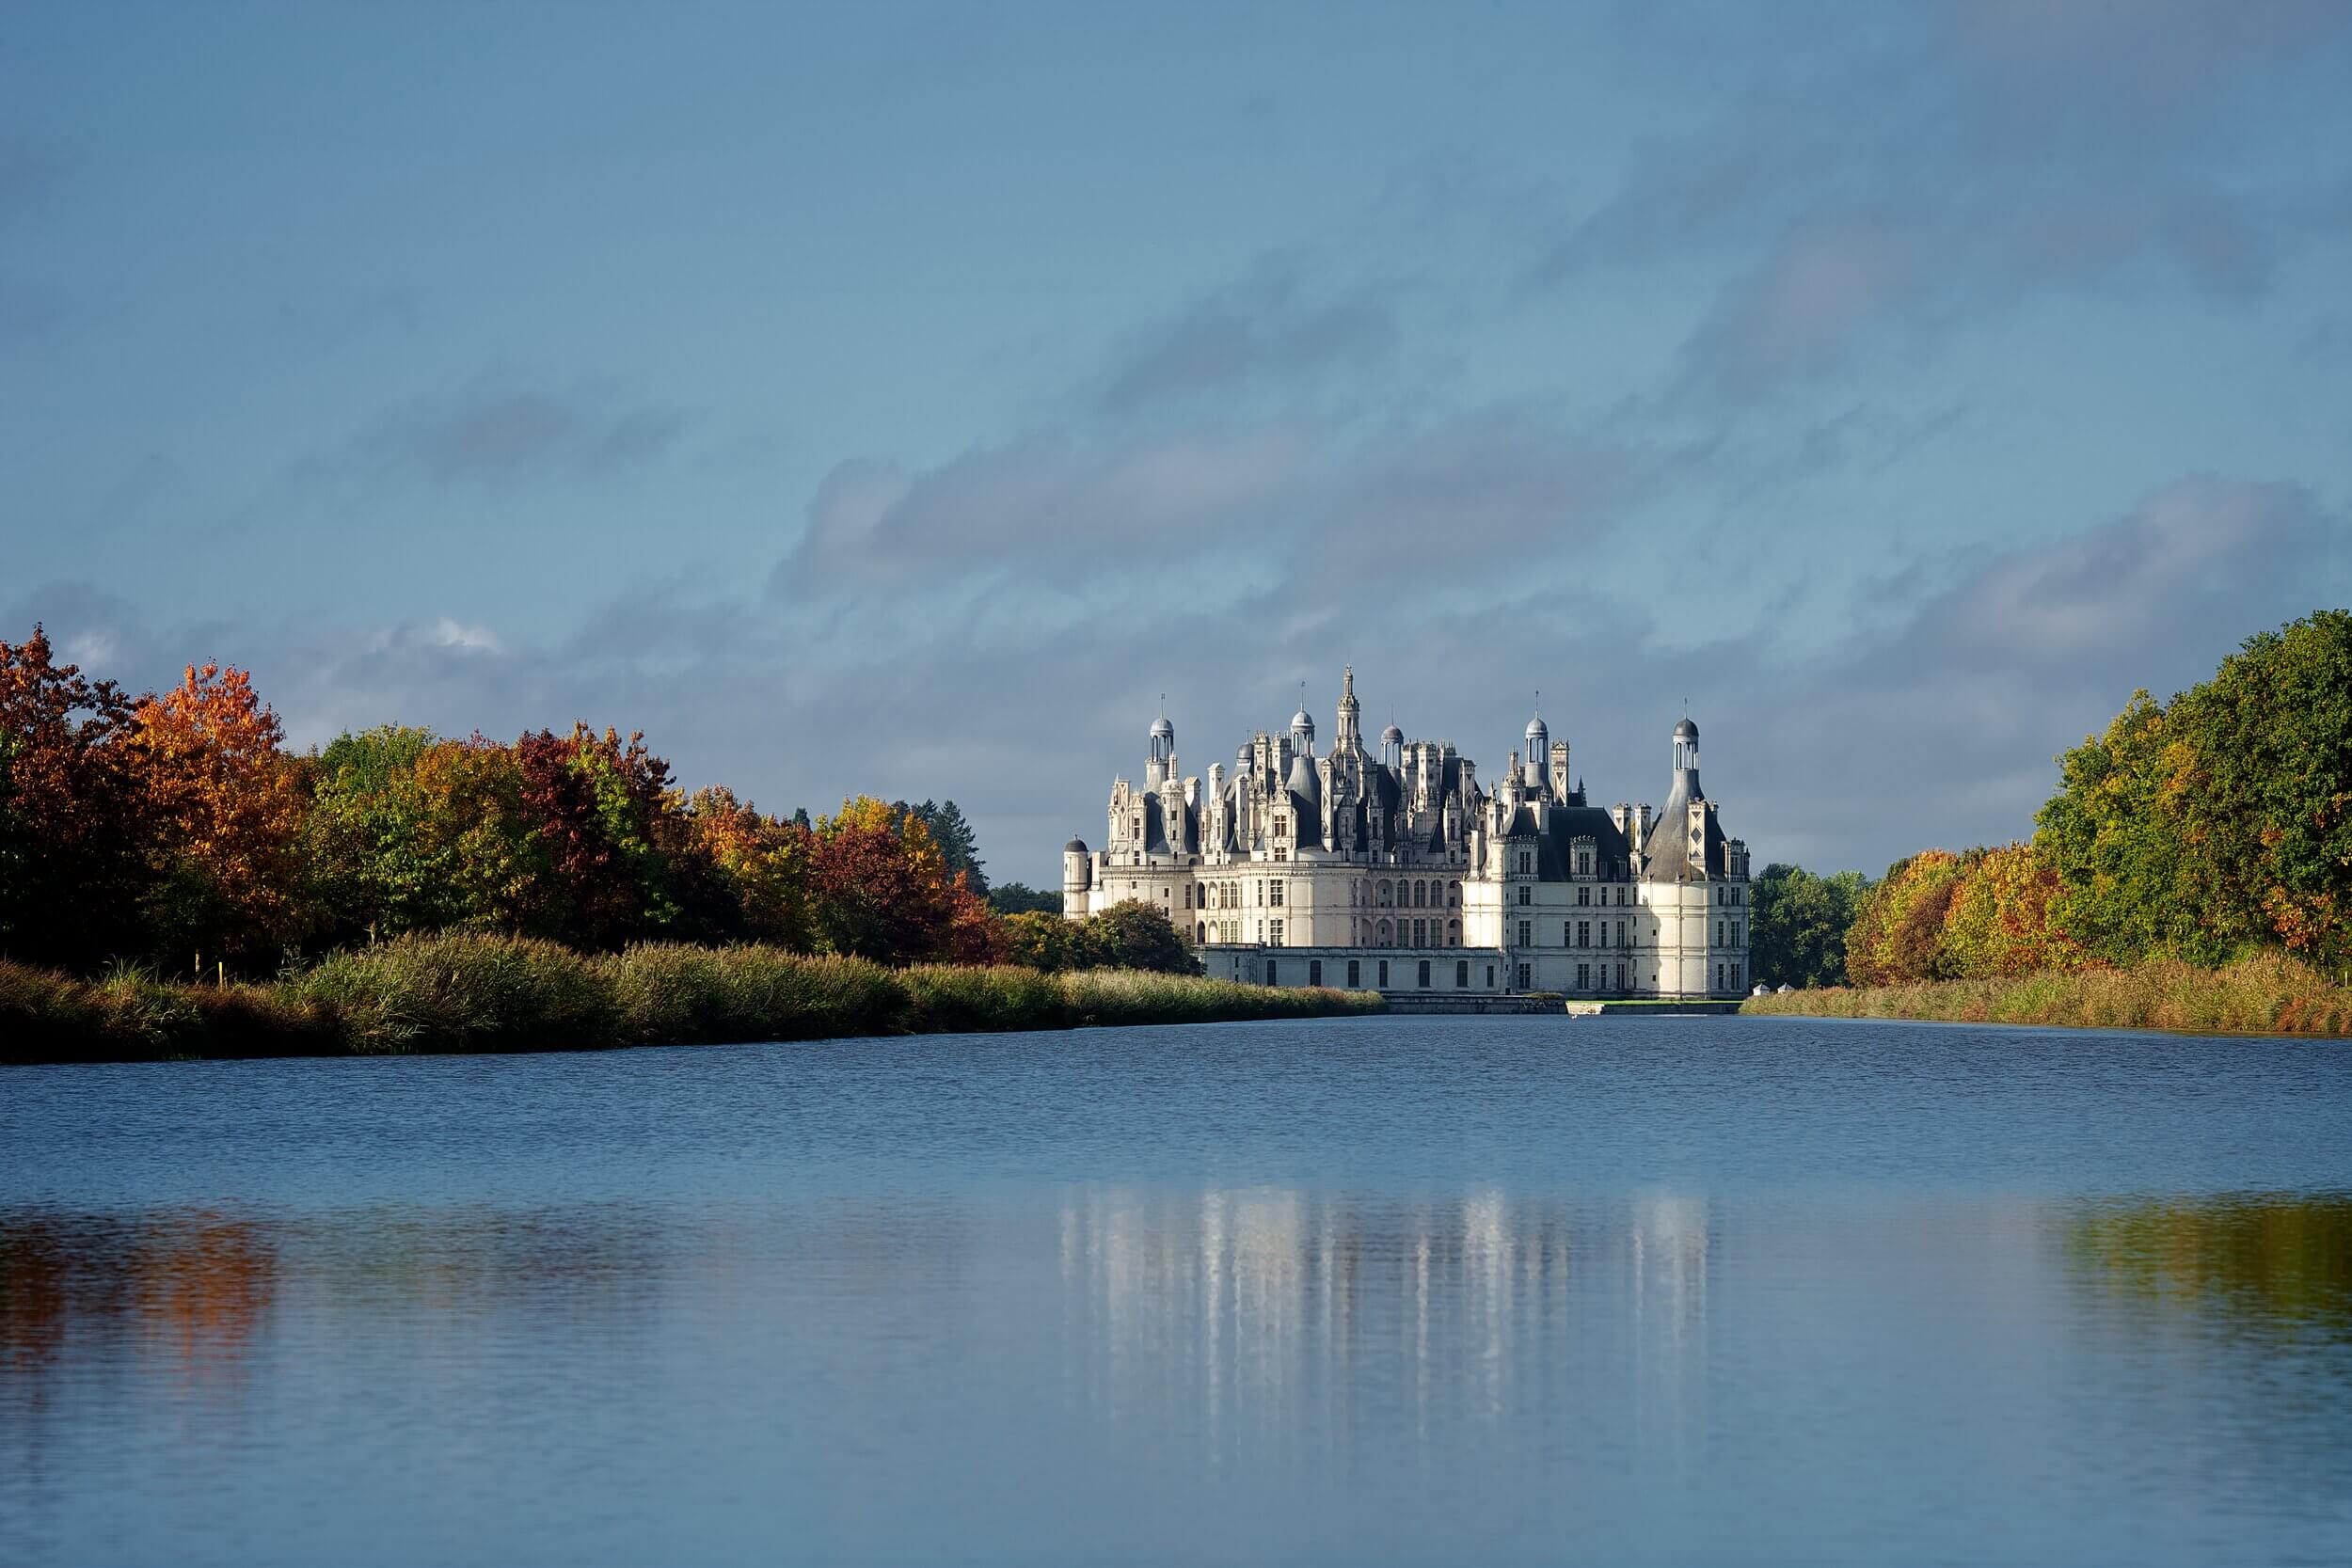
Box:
[0,931,1387,1064]
[1742,951,2352,1037]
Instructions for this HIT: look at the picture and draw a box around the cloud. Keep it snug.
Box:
[1529,0,2352,405]
[1092,259,1401,417]
[1717,476,2347,868]
[13,472,2342,888]
[356,378,688,488]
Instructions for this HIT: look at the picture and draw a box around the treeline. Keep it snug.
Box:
[0,626,1141,979]
[1753,610,2352,989]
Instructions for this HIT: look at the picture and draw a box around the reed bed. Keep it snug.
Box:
[0,931,1386,1064]
[1742,951,2352,1037]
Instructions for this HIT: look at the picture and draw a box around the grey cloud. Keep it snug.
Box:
[358,380,688,488]
[1535,1,2352,404]
[1719,476,2347,869]
[19,472,2341,891]
[1092,260,1400,418]
[766,399,1644,639]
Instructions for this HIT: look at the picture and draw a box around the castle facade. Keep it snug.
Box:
[1061,669,1752,998]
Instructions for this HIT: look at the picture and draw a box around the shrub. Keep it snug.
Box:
[288,931,617,1053]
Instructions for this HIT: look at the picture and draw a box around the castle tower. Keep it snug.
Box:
[1146,712,1175,789]
[1062,837,1091,909]
[1335,665,1361,752]
[1671,716,1701,799]
[1523,709,1548,790]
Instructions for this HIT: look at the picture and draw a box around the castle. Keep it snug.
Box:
[1062,668,1752,998]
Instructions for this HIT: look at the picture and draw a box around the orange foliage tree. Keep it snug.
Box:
[133,662,314,967]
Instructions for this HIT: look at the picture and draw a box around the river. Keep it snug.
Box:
[4,1015,2348,1565]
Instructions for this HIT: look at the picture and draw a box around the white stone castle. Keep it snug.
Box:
[1062,668,1752,998]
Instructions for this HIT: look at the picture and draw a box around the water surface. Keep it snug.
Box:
[4,1016,2349,1565]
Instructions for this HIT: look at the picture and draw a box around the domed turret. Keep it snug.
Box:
[1290,706,1315,749]
[1672,717,1699,783]
[1061,838,1092,905]
[1378,721,1404,770]
[1146,710,1176,787]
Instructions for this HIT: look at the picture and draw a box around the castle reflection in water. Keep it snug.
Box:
[1053,1188,1715,1442]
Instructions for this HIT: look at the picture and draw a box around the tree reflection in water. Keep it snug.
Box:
[2067,1195,2352,1338]
[0,1211,278,1383]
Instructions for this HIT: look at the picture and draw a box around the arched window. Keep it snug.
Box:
[1447,919,1460,946]
[1376,919,1391,944]
[1378,880,1391,906]
[1413,880,1427,907]
[1448,880,1460,907]
[1197,922,1206,943]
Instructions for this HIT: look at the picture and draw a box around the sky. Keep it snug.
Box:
[5,0,2349,887]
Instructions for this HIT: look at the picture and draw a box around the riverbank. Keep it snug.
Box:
[1740,952,2352,1037]
[0,933,1386,1064]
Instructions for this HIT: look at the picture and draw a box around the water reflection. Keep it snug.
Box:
[1055,1188,1716,1458]
[5,1186,2351,1564]
[2067,1193,2352,1338]
[1,1211,278,1380]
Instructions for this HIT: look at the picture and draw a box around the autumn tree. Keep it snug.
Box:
[132,661,314,968]
[0,626,157,967]
[685,785,812,948]
[806,796,1001,963]
[1939,843,2081,978]
[512,725,734,950]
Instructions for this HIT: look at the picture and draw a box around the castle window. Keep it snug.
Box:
[1309,959,1321,986]
[1417,960,1432,989]
[1716,962,1725,990]
[1270,881,1284,907]
[1579,921,1591,947]
[1616,919,1627,946]
[1413,918,1426,945]
[1266,959,1279,985]
[1578,963,1591,990]
[1518,851,1532,875]
[1517,963,1530,990]
[1518,920,1531,947]
[1717,919,1725,945]
[1378,959,1390,987]
[1564,922,1572,946]
[1578,887,1589,906]
[1447,920,1459,946]
[1616,962,1626,990]
[1486,965,1496,988]
[1455,960,1469,989]
[1732,921,1742,945]
[1518,886,1530,906]
[1449,881,1460,906]
[1414,880,1427,907]
[1347,959,1360,989]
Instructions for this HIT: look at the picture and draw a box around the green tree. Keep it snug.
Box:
[310,729,558,941]
[987,881,1062,915]
[1747,863,1871,988]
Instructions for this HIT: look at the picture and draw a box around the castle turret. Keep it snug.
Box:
[1671,716,1700,799]
[1146,713,1175,789]
[1334,665,1361,752]
[1062,838,1091,908]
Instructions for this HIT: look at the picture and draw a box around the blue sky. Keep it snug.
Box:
[6,1,2349,885]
